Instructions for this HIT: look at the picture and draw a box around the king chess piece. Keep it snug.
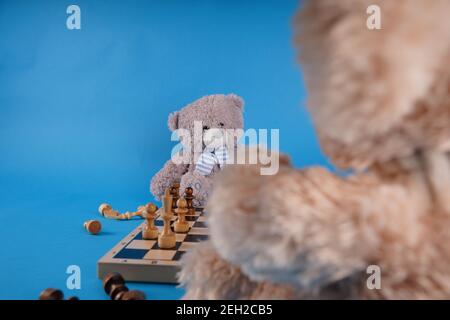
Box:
[174,198,189,233]
[158,189,176,249]
[142,203,159,240]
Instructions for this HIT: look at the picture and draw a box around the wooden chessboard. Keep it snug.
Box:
[97,207,207,284]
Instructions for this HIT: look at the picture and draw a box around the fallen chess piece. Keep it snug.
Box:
[84,220,102,235]
[98,203,120,219]
[98,203,155,220]
[39,288,79,300]
[103,272,146,300]
[39,288,63,300]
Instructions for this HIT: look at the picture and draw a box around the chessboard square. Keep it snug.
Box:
[193,221,207,228]
[176,233,187,242]
[126,240,155,250]
[114,248,148,260]
[197,216,207,222]
[184,234,209,242]
[144,249,176,261]
[189,227,209,235]
[154,219,164,227]
[173,251,186,261]
[179,242,198,251]
[133,232,143,240]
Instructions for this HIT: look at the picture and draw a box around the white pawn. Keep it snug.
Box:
[174,198,189,233]
[142,203,159,240]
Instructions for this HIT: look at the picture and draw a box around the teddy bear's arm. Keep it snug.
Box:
[205,164,390,291]
[179,241,297,299]
[150,159,189,200]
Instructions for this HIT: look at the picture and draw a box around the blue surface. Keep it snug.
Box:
[0,0,329,299]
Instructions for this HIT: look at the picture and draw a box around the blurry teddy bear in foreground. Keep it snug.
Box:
[150,94,244,207]
[179,0,450,299]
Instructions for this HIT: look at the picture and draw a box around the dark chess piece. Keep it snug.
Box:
[170,182,180,210]
[39,288,64,300]
[121,290,146,300]
[184,187,195,215]
[103,272,129,300]
[102,272,146,300]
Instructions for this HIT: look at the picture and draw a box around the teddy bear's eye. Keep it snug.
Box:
[203,125,210,130]
[219,122,224,127]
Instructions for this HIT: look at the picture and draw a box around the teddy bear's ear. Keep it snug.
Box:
[227,94,244,111]
[168,111,179,131]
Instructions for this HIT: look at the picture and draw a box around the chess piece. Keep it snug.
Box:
[103,273,129,300]
[158,189,176,249]
[111,285,130,300]
[170,182,181,210]
[121,290,146,300]
[98,203,120,219]
[117,207,146,220]
[99,202,148,220]
[174,198,189,233]
[142,203,159,240]
[84,220,102,235]
[39,288,64,300]
[39,288,81,300]
[184,187,195,215]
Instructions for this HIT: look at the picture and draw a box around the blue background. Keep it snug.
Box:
[0,0,329,299]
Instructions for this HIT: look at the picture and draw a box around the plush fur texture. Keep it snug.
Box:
[179,0,450,299]
[150,94,244,206]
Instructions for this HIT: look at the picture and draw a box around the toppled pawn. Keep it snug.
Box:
[39,288,80,300]
[102,272,145,300]
[39,288,64,300]
[84,220,102,235]
[174,198,189,233]
[103,272,129,300]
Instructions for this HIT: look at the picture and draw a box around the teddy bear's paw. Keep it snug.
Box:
[150,160,188,199]
[205,164,370,290]
[178,240,299,300]
[178,241,258,299]
[180,171,213,207]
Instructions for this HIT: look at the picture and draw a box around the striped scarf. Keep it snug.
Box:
[194,146,228,176]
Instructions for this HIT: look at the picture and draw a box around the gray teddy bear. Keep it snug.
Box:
[150,94,244,206]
